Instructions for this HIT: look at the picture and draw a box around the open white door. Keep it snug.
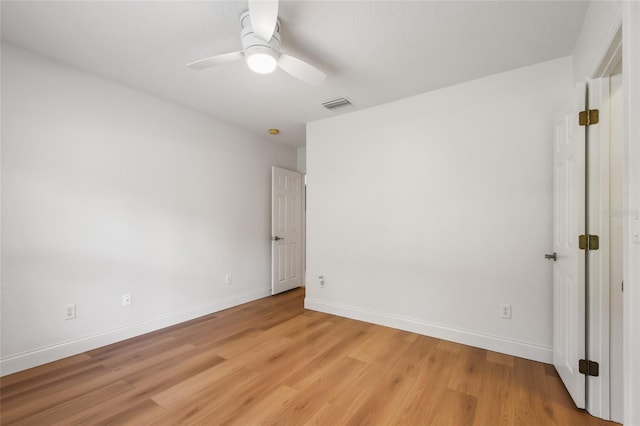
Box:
[271,167,303,295]
[553,79,612,415]
[552,83,587,409]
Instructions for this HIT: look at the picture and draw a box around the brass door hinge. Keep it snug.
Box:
[579,359,600,377]
[578,234,599,250]
[579,109,599,126]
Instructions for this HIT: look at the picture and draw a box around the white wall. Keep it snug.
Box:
[0,44,296,375]
[296,147,307,286]
[297,147,306,174]
[305,57,573,363]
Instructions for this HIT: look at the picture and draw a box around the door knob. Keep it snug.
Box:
[272,236,283,241]
[545,252,557,261]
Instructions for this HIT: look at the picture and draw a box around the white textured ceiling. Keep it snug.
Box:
[1,1,588,147]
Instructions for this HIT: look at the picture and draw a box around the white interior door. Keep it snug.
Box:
[552,83,587,409]
[271,167,303,295]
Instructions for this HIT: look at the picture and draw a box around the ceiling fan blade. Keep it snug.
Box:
[186,51,244,70]
[248,0,278,41]
[278,54,326,85]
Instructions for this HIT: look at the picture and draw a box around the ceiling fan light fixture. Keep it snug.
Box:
[245,46,278,74]
[188,6,326,85]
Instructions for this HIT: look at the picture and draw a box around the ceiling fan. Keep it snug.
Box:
[187,0,326,85]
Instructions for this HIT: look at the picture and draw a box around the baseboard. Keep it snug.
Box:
[0,288,271,376]
[304,297,552,364]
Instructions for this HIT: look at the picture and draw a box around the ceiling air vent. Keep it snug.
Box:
[322,97,352,110]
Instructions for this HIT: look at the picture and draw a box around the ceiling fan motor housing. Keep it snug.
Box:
[240,10,281,72]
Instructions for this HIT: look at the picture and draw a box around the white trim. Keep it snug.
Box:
[0,288,270,376]
[301,174,307,287]
[584,11,624,422]
[305,297,552,364]
[585,76,612,420]
[608,73,625,424]
[623,3,640,425]
[271,167,305,294]
[590,19,623,79]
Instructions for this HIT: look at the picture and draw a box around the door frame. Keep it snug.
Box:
[585,76,611,420]
[271,166,304,295]
[585,6,640,424]
[608,72,624,424]
[301,175,306,287]
[621,4,640,425]
[586,8,640,424]
[581,17,620,420]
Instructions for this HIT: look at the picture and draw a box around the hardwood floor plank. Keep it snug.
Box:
[87,336,178,363]
[282,311,334,340]
[151,335,291,408]
[150,359,248,409]
[181,306,283,347]
[205,333,356,424]
[0,288,620,426]
[389,348,458,425]
[0,354,92,389]
[347,325,402,363]
[260,356,368,425]
[343,359,418,424]
[427,389,477,426]
[447,345,487,397]
[545,371,606,425]
[336,332,433,424]
[485,350,515,368]
[283,321,373,391]
[222,384,298,426]
[124,351,226,397]
[148,367,261,425]
[211,328,291,360]
[309,333,437,425]
[106,344,196,377]
[0,355,98,400]
[437,339,463,354]
[302,402,334,426]
[512,356,557,425]
[29,382,164,425]
[402,335,440,378]
[472,362,514,425]
[1,365,119,424]
[90,399,166,426]
[12,380,133,425]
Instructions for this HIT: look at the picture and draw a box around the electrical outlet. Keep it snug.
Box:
[64,304,76,320]
[319,275,325,287]
[226,274,233,285]
[500,304,512,319]
[122,293,132,307]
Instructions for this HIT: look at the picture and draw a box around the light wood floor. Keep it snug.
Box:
[1,288,619,425]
